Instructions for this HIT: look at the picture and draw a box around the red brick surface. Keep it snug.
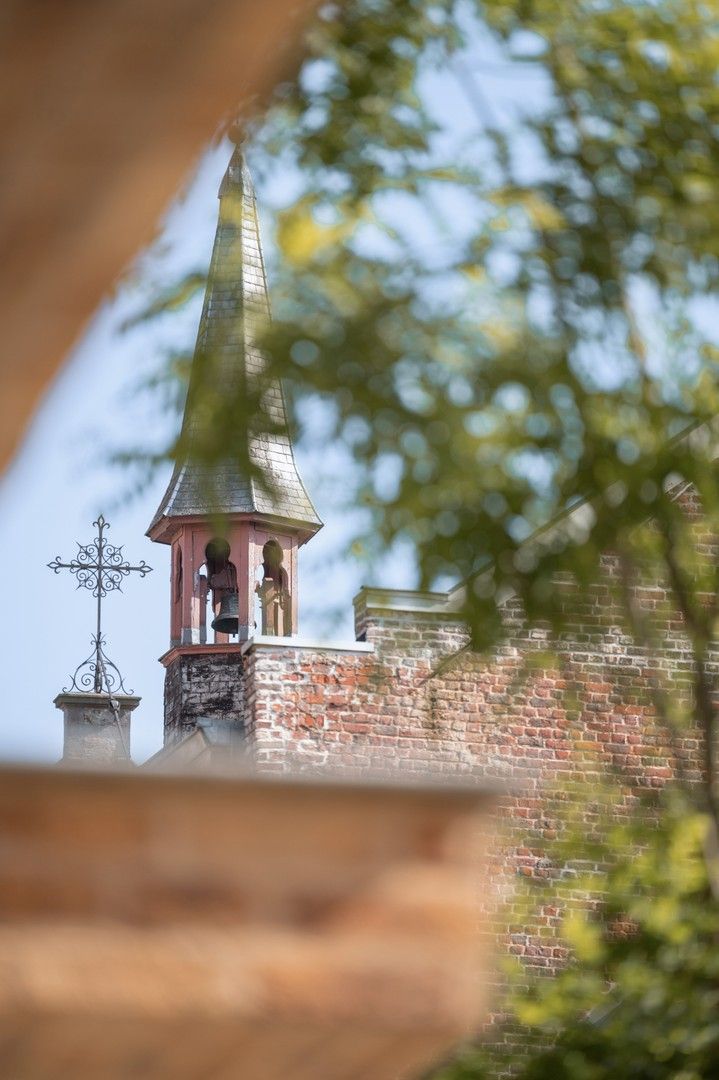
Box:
[163,531,707,1034]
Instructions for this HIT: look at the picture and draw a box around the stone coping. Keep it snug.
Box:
[159,638,374,667]
[159,643,242,666]
[241,635,374,656]
[0,761,500,802]
[54,692,141,711]
[353,586,463,615]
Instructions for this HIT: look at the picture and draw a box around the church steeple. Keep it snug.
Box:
[148,147,321,647]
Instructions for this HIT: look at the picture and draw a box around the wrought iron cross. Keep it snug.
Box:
[48,515,152,694]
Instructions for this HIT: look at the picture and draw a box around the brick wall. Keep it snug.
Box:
[164,568,704,799]
[163,647,246,747]
[356,571,705,963]
[234,611,477,776]
[161,535,709,1046]
[230,567,706,1042]
[241,598,692,787]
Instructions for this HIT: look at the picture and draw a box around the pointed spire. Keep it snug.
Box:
[148,147,321,540]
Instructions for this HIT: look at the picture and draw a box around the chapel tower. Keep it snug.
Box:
[148,147,321,746]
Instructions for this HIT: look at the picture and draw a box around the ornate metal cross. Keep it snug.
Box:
[48,515,152,695]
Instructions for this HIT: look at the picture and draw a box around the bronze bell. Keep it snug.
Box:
[211,591,239,635]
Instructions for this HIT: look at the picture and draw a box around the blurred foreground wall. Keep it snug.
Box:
[0,766,495,1079]
[0,0,320,472]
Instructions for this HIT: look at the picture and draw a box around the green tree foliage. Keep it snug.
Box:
[137,1,719,1073]
[254,0,719,650]
[252,3,719,1072]
[433,790,719,1080]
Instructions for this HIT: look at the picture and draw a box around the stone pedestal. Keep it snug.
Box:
[54,693,140,764]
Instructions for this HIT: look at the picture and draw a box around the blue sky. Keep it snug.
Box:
[0,142,425,765]
[0,33,549,764]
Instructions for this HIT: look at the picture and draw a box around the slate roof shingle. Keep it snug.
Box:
[148,149,321,536]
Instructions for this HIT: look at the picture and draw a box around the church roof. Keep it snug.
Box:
[148,148,321,539]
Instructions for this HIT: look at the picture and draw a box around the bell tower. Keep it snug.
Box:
[148,147,321,746]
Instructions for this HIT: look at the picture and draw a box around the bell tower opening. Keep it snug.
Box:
[206,537,239,640]
[256,538,291,637]
[175,547,183,604]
